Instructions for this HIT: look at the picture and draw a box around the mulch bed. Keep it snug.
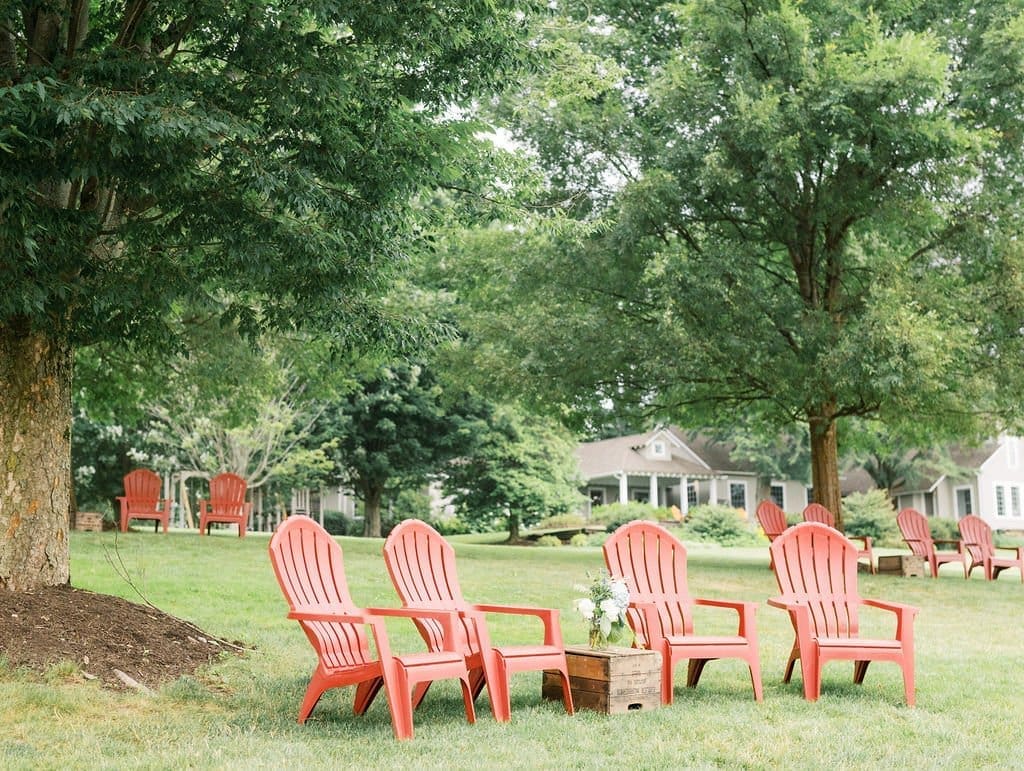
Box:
[0,585,245,691]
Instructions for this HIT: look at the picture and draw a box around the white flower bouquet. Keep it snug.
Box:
[574,570,630,649]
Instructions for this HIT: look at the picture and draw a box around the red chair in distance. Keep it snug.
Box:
[755,499,789,569]
[958,515,1024,582]
[117,469,171,533]
[199,472,251,537]
[802,503,875,574]
[383,518,574,723]
[268,515,476,740]
[603,520,763,704]
[769,522,918,705]
[896,508,967,579]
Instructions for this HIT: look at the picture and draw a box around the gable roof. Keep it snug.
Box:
[576,426,758,480]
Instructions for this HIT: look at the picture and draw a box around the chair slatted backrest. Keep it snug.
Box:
[209,472,247,517]
[801,503,835,527]
[756,500,788,540]
[770,522,861,639]
[896,508,933,560]
[957,515,993,566]
[383,519,469,652]
[603,520,695,643]
[269,516,371,670]
[123,469,161,509]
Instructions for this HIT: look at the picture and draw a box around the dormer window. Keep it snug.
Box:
[651,440,667,459]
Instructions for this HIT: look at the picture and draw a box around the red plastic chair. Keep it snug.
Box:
[383,518,574,723]
[769,522,918,705]
[755,499,789,569]
[268,515,476,740]
[117,469,171,533]
[958,515,1024,582]
[802,503,875,574]
[603,520,763,704]
[896,508,966,579]
[199,472,252,537]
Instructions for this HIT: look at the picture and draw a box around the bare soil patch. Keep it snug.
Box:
[0,585,244,690]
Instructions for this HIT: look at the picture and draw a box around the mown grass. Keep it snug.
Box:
[2,529,1021,769]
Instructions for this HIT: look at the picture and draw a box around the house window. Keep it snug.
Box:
[588,488,605,507]
[955,487,973,517]
[729,482,747,510]
[651,440,667,459]
[633,490,649,503]
[805,487,814,505]
[996,486,1007,517]
[770,484,785,509]
[1014,487,1022,517]
[995,484,1024,517]
[687,483,698,508]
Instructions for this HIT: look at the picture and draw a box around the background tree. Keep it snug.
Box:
[442,405,583,541]
[0,2,537,590]
[314,361,486,537]
[443,0,1024,527]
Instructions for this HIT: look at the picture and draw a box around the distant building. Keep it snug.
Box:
[575,426,808,519]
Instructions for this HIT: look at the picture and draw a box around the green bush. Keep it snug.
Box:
[591,502,669,531]
[568,533,590,547]
[321,510,358,536]
[842,490,899,546]
[534,512,589,529]
[927,516,960,541]
[682,504,761,546]
[535,534,563,547]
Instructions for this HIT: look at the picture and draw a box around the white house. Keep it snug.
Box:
[576,426,806,520]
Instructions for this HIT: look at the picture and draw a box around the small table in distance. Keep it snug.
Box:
[543,645,661,714]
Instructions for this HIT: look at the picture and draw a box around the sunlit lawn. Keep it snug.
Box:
[2,527,1021,769]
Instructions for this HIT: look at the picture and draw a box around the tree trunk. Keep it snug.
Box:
[0,323,73,591]
[362,484,383,537]
[808,410,844,530]
[507,511,520,542]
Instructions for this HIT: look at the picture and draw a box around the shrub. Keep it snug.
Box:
[927,516,960,541]
[321,510,357,536]
[842,490,900,546]
[682,505,761,546]
[535,535,562,547]
[569,533,590,547]
[534,512,589,530]
[591,502,669,531]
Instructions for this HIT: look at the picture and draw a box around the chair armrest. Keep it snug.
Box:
[861,598,918,616]
[862,598,918,642]
[627,600,665,650]
[469,603,562,646]
[694,597,758,637]
[767,596,815,639]
[288,608,373,625]
[994,545,1024,558]
[365,606,467,652]
[849,534,872,548]
[933,539,960,546]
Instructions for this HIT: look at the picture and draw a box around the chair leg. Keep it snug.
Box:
[853,660,870,685]
[410,680,432,710]
[662,658,676,705]
[491,654,512,723]
[297,670,330,724]
[553,665,574,715]
[458,676,477,725]
[802,654,821,702]
[468,667,487,703]
[748,654,763,702]
[686,659,708,688]
[353,676,384,715]
[902,659,916,707]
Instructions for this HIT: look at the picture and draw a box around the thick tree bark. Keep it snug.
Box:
[508,512,520,541]
[808,409,843,530]
[361,484,383,538]
[0,323,73,590]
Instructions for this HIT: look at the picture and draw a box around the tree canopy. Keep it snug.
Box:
[0,1,540,589]
[441,0,1024,525]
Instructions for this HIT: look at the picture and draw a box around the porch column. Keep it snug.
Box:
[680,476,689,515]
[649,474,658,507]
[618,473,629,504]
[709,477,718,507]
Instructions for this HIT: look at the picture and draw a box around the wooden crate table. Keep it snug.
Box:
[876,554,925,577]
[74,511,104,532]
[543,645,661,714]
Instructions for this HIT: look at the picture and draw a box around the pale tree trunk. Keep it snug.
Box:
[808,407,844,530]
[361,484,383,538]
[0,323,73,590]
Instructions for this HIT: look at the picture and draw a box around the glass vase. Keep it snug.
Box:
[588,624,608,650]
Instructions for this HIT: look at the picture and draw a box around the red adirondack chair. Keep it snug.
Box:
[382,518,574,723]
[896,508,967,579]
[117,469,171,533]
[769,522,918,705]
[603,520,763,704]
[268,515,476,740]
[958,515,1024,582]
[755,499,789,569]
[802,503,875,574]
[198,472,252,537]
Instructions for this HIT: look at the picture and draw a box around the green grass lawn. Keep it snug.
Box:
[2,529,1021,769]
